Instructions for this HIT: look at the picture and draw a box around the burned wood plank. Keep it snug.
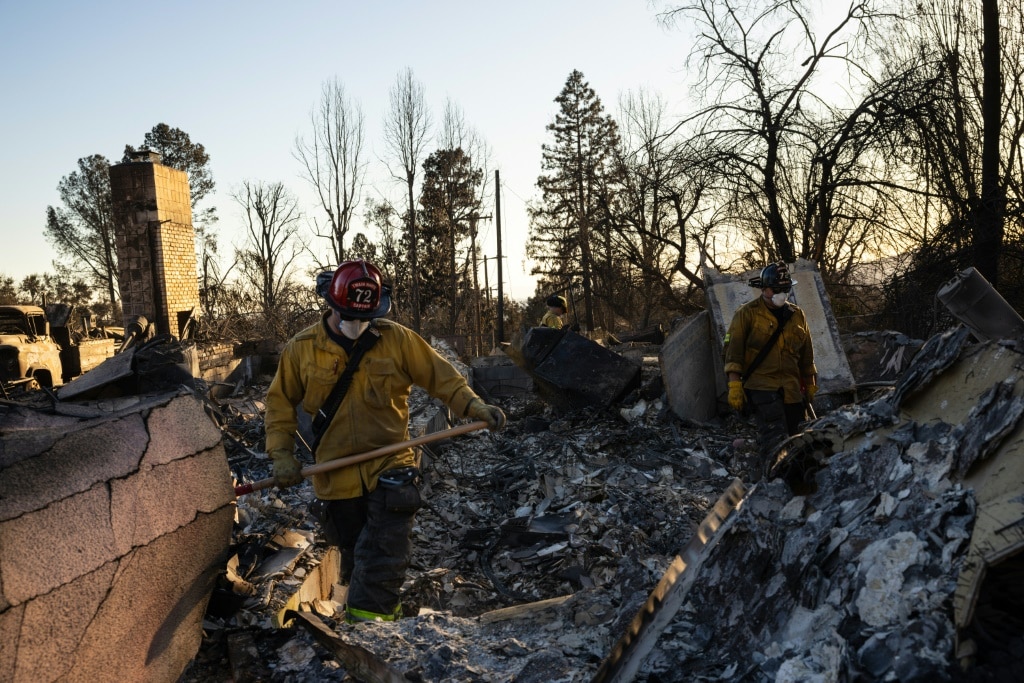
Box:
[477,595,574,624]
[284,610,407,683]
[591,478,747,683]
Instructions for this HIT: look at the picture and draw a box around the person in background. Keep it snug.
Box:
[723,261,817,471]
[541,295,567,329]
[264,259,506,622]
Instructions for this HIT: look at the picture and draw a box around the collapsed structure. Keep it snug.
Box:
[2,158,1022,680]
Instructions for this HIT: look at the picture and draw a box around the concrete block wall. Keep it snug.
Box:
[471,355,534,400]
[76,338,116,374]
[110,159,200,339]
[0,393,235,682]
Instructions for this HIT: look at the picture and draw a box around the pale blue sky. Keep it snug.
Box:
[0,0,705,300]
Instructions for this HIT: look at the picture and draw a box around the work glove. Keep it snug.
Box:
[466,398,506,432]
[727,380,746,412]
[805,383,818,402]
[270,448,303,488]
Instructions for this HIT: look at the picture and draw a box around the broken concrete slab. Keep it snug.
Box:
[511,327,641,409]
[0,391,235,682]
[659,311,719,423]
[938,266,1024,342]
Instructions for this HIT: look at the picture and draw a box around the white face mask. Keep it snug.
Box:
[771,292,789,307]
[338,319,370,339]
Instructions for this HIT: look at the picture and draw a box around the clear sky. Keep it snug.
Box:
[0,0,702,301]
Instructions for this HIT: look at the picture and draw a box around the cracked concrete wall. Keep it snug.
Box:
[0,393,235,683]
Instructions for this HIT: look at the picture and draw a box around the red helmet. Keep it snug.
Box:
[324,260,392,319]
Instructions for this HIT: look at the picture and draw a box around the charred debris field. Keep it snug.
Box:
[186,330,1023,681]
[191,386,750,682]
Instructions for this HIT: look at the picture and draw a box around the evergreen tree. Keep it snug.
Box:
[417,147,483,332]
[528,70,621,331]
[123,123,215,210]
[44,155,119,308]
[0,275,18,305]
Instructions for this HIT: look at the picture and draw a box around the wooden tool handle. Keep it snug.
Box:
[234,420,490,496]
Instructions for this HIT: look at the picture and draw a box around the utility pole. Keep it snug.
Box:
[469,213,491,355]
[449,220,458,334]
[482,258,494,349]
[483,256,492,307]
[495,170,505,343]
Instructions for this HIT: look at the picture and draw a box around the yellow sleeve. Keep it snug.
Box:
[400,327,479,416]
[264,340,304,453]
[723,307,749,376]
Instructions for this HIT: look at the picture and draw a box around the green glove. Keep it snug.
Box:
[806,383,818,402]
[727,380,745,412]
[270,448,303,488]
[466,398,506,432]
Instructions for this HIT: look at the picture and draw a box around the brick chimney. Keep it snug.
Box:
[109,154,199,338]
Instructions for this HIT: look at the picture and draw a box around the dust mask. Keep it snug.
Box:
[338,319,370,339]
[771,292,789,307]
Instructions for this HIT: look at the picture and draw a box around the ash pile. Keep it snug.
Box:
[183,322,1023,682]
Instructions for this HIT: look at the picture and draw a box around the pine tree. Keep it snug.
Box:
[417,147,483,333]
[528,70,621,331]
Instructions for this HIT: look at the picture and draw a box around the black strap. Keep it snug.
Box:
[309,325,381,455]
[741,307,792,384]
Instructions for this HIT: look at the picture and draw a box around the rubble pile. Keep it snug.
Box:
[637,327,1024,681]
[0,317,976,682]
[184,390,748,681]
[179,329,1024,682]
[641,419,971,680]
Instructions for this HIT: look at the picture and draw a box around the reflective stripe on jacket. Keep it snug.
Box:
[723,296,816,403]
[265,316,479,499]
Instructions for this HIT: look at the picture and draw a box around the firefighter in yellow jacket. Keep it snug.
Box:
[265,259,505,622]
[540,294,567,329]
[723,262,817,467]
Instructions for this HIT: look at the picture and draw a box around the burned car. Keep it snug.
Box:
[0,305,64,389]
